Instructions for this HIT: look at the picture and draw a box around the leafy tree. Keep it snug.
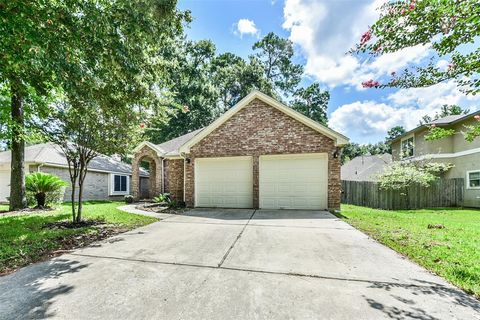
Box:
[251,32,304,96]
[378,161,453,192]
[0,0,181,210]
[353,0,480,141]
[291,83,329,126]
[354,0,479,94]
[386,126,406,142]
[341,141,390,164]
[25,172,67,208]
[43,101,143,223]
[419,104,470,125]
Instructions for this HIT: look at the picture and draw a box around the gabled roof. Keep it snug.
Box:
[0,143,148,176]
[390,110,480,144]
[341,154,392,182]
[178,90,349,153]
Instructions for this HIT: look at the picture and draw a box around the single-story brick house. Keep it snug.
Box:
[0,143,149,203]
[132,91,349,210]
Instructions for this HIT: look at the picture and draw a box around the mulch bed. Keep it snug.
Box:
[135,203,188,215]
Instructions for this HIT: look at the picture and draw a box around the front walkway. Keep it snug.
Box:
[0,209,478,319]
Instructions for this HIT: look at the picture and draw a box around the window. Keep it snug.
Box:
[467,171,480,189]
[401,136,414,158]
[111,174,129,194]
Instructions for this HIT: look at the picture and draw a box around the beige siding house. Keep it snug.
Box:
[0,143,149,203]
[390,112,480,208]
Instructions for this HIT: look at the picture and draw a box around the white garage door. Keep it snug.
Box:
[259,153,328,210]
[0,170,11,203]
[195,156,253,208]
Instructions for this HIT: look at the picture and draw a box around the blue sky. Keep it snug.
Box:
[178,0,479,144]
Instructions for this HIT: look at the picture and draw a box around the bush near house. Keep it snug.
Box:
[340,205,480,299]
[0,202,157,275]
[25,172,68,208]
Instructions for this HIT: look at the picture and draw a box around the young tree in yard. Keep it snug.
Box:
[291,83,329,126]
[43,102,142,223]
[0,0,180,210]
[353,0,480,141]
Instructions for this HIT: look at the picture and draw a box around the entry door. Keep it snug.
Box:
[195,156,253,208]
[259,153,328,210]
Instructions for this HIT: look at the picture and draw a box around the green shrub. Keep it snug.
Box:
[124,195,134,204]
[25,172,68,208]
[153,193,171,204]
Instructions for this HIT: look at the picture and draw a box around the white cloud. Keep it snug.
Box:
[330,81,480,143]
[282,0,432,89]
[234,19,259,38]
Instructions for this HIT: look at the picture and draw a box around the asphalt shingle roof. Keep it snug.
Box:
[0,143,147,176]
[341,154,392,182]
[156,128,204,156]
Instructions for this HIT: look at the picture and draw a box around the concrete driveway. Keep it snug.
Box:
[1,208,479,319]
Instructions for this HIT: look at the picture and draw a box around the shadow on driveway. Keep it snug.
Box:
[0,258,89,319]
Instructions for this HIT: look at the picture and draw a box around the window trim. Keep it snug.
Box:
[400,134,415,159]
[466,170,480,190]
[110,174,130,195]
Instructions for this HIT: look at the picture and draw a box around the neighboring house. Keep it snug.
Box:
[0,143,149,203]
[341,154,392,182]
[131,90,349,211]
[390,111,480,207]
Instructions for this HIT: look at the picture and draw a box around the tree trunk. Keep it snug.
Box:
[35,192,46,208]
[9,85,27,211]
[77,170,86,223]
[71,182,77,223]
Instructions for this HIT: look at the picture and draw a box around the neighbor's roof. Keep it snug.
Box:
[341,154,392,182]
[390,110,480,144]
[0,143,148,176]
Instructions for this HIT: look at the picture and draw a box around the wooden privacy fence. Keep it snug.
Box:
[341,178,464,210]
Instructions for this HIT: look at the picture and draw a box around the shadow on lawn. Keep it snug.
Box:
[364,278,480,320]
[0,258,89,319]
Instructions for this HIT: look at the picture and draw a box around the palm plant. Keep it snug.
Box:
[25,172,68,208]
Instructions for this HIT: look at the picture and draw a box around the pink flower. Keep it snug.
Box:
[409,2,416,10]
[362,79,380,88]
[140,122,146,129]
[360,30,372,45]
[448,63,455,72]
[474,115,480,121]
[182,105,190,113]
[401,8,407,15]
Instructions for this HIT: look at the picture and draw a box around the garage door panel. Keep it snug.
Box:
[195,157,253,208]
[259,154,328,210]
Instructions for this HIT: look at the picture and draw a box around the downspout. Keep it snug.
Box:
[180,152,187,203]
[161,157,165,194]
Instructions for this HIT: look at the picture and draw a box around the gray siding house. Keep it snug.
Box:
[390,112,480,208]
[0,143,149,203]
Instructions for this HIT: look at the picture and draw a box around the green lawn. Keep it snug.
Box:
[340,205,480,299]
[0,204,8,212]
[0,202,157,274]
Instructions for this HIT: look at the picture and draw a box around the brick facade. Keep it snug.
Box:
[163,159,184,202]
[184,98,341,210]
[132,146,162,200]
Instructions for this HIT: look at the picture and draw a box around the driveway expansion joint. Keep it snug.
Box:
[217,209,256,267]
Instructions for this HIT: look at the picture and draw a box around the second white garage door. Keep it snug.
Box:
[195,156,253,208]
[259,153,328,210]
